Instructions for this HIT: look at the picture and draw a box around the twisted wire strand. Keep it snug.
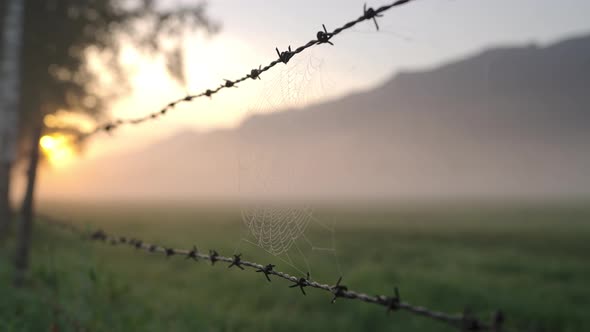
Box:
[36,2,538,330]
[82,0,417,140]
[42,215,509,332]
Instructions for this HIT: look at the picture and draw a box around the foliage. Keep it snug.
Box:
[2,0,218,150]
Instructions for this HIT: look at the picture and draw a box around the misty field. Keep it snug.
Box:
[1,202,589,331]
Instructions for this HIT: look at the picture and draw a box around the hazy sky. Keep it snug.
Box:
[71,0,590,161]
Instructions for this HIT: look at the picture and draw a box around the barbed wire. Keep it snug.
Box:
[41,215,513,332]
[82,0,416,140]
[40,3,524,329]
[21,0,557,330]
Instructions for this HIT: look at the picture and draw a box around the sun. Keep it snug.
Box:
[39,134,75,167]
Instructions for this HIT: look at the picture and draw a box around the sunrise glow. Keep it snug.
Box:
[39,134,75,167]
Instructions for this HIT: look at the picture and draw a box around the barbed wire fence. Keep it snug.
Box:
[41,215,508,332]
[34,1,539,331]
[81,0,414,140]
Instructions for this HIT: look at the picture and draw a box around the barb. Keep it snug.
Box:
[81,0,418,140]
[228,254,245,270]
[42,216,511,332]
[289,272,310,295]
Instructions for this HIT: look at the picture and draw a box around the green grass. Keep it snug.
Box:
[1,201,589,331]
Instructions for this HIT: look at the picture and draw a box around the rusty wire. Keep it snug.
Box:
[82,0,417,139]
[41,215,510,332]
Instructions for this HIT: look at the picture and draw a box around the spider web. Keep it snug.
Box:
[235,53,340,276]
[241,206,313,256]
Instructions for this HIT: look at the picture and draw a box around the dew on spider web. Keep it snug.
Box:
[235,53,341,277]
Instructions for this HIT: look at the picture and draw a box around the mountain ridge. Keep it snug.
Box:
[39,34,590,200]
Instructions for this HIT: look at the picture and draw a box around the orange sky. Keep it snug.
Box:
[41,0,590,167]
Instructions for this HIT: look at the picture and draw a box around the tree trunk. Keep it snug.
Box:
[13,125,41,287]
[0,162,11,235]
[0,0,25,236]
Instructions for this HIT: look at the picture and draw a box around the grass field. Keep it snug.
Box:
[1,201,589,331]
